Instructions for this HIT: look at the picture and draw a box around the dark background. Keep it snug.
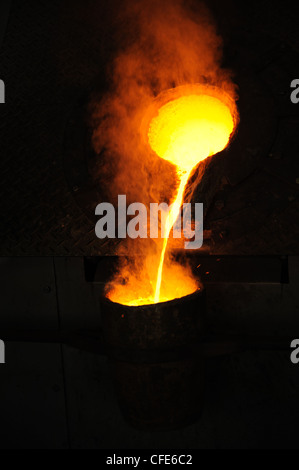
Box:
[0,0,299,449]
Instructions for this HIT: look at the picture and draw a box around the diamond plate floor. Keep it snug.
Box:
[0,0,299,255]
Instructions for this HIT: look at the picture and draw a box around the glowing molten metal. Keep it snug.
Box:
[107,85,238,307]
[149,90,236,302]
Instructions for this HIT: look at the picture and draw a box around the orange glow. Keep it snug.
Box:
[148,90,236,302]
[148,93,235,171]
[106,85,238,307]
[107,259,200,307]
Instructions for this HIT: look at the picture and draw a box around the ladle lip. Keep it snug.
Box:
[140,82,240,148]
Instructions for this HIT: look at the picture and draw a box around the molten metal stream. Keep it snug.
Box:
[148,93,236,303]
[153,171,190,303]
[106,87,237,306]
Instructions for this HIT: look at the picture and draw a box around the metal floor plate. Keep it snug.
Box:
[0,0,299,256]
